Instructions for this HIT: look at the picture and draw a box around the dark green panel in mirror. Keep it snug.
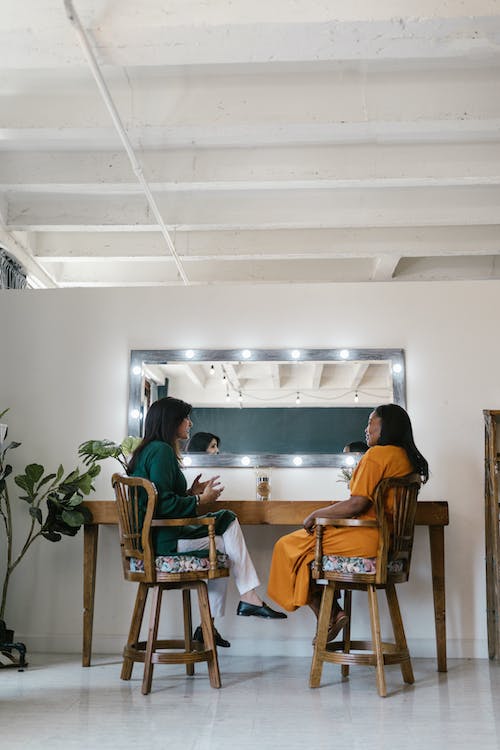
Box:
[189,407,371,454]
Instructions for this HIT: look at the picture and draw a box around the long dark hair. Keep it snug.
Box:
[374,403,429,483]
[128,396,192,472]
[186,431,220,453]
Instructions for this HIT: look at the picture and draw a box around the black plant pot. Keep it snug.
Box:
[0,619,27,670]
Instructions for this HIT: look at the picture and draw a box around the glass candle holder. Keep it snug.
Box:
[256,470,271,501]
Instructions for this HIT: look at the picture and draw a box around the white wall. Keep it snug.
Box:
[0,281,496,659]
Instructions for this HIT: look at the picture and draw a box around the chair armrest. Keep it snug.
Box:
[151,517,216,527]
[315,518,378,528]
[311,517,379,578]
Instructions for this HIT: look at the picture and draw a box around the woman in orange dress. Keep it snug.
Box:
[267,404,429,639]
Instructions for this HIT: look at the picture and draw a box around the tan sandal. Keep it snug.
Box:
[312,610,349,645]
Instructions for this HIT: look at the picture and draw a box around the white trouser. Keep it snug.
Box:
[177,518,260,617]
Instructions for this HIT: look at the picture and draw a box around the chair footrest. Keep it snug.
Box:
[318,639,411,667]
[123,640,216,666]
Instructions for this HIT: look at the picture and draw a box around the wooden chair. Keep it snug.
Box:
[309,473,422,697]
[111,473,229,694]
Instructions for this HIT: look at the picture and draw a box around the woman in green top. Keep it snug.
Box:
[128,396,286,648]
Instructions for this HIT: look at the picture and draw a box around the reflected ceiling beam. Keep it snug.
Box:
[270,364,281,389]
[223,364,241,393]
[351,363,370,390]
[183,364,207,389]
[311,364,324,390]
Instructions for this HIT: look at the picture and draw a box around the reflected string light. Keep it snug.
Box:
[210,364,215,375]
[340,349,350,359]
[132,365,142,375]
[392,363,403,374]
[293,456,303,466]
[291,349,301,359]
[185,349,195,359]
[354,392,359,403]
[345,455,356,467]
[242,349,252,359]
[295,392,301,405]
[183,456,192,467]
[241,456,251,466]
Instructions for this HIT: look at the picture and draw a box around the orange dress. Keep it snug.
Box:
[266,445,413,611]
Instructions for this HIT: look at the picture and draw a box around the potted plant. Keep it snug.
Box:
[0,409,100,668]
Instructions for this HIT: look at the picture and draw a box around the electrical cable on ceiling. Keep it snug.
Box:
[63,0,189,286]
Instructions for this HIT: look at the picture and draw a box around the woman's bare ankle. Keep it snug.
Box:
[240,590,263,606]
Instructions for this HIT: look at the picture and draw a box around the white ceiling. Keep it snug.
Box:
[1,1,500,288]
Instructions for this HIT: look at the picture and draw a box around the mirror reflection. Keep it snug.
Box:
[128,348,405,468]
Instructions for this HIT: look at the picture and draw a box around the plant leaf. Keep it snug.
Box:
[0,464,12,480]
[29,506,43,524]
[61,509,85,527]
[41,530,61,542]
[121,436,142,456]
[78,439,122,465]
[37,472,57,489]
[25,463,45,485]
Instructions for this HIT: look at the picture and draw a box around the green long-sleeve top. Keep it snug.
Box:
[129,440,235,555]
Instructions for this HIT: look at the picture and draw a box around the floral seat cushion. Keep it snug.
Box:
[316,555,404,575]
[130,552,229,574]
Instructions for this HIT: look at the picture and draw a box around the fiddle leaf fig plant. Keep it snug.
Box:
[0,410,100,621]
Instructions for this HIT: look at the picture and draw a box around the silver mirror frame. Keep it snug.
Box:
[128,347,405,468]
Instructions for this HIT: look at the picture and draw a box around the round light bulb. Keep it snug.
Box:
[340,349,350,359]
[291,349,301,359]
[354,392,359,403]
[345,455,356,467]
[238,392,243,402]
[242,349,252,359]
[132,365,142,376]
[393,363,402,374]
[183,456,192,467]
[185,349,194,359]
[210,364,215,375]
[293,456,303,466]
[295,392,301,405]
[131,409,140,420]
[241,456,250,466]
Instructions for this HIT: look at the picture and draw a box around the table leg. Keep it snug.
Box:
[82,523,99,667]
[429,525,447,672]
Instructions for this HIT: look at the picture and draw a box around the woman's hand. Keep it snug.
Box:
[303,512,316,534]
[189,473,217,495]
[198,476,225,506]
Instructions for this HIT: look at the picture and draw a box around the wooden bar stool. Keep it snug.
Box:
[309,473,421,697]
[112,474,230,694]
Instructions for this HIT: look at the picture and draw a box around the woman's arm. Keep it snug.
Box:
[146,443,199,518]
[303,495,371,533]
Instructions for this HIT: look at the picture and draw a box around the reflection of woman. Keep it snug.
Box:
[186,431,220,454]
[343,440,368,454]
[128,397,286,649]
[267,404,428,642]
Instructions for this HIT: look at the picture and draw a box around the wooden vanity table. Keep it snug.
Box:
[82,498,448,671]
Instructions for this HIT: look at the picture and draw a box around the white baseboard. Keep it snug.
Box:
[13,633,490,660]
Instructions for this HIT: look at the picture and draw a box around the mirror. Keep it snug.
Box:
[128,348,405,468]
